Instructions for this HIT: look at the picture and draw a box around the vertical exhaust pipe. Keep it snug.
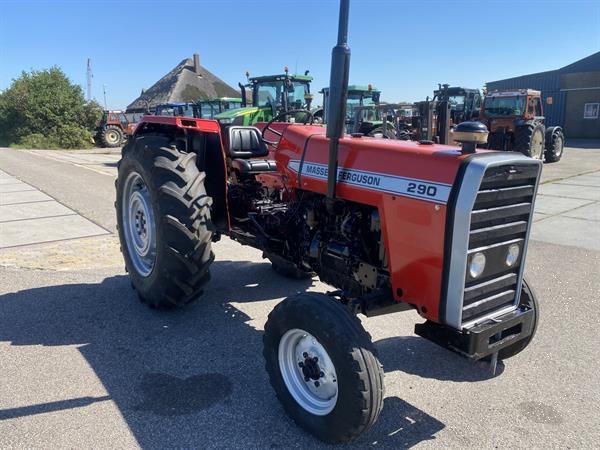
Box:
[326,0,351,200]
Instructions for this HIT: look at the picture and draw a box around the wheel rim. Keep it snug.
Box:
[531,130,544,159]
[555,136,563,156]
[122,172,156,277]
[107,130,119,144]
[278,328,338,416]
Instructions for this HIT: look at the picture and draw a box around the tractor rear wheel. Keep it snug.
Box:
[514,123,545,159]
[498,278,539,360]
[116,135,214,308]
[263,292,384,443]
[545,128,565,163]
[100,125,124,148]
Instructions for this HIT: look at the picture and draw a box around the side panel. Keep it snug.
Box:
[275,126,468,322]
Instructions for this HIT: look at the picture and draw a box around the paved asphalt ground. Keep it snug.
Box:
[1,144,599,449]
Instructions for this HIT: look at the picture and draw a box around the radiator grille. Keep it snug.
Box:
[462,163,538,324]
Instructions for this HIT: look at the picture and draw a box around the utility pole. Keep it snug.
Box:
[86,58,93,102]
[102,84,108,109]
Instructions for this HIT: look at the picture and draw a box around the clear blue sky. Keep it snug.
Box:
[1,0,599,110]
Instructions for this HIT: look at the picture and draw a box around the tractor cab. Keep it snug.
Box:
[480,89,543,125]
[197,97,242,119]
[214,69,313,126]
[154,102,198,118]
[479,89,563,161]
[319,84,381,128]
[433,85,482,125]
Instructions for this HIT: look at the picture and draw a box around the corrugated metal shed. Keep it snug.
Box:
[560,51,600,74]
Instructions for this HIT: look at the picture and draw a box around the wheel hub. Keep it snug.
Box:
[122,172,157,277]
[278,329,338,416]
[299,354,324,382]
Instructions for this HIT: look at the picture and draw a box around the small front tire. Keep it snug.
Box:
[263,292,384,443]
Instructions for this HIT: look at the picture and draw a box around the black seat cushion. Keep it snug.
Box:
[232,159,277,174]
[226,126,268,159]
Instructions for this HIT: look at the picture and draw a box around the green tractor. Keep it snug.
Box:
[197,97,242,119]
[214,69,313,126]
[317,85,397,138]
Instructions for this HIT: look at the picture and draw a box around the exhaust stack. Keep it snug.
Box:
[326,0,351,200]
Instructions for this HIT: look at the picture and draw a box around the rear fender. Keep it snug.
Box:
[133,117,230,231]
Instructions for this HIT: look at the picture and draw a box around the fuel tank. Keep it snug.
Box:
[274,125,494,323]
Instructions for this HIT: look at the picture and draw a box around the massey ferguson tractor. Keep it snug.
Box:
[116,0,541,442]
[480,89,565,162]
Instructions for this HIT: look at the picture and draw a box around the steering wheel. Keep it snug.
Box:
[261,109,314,146]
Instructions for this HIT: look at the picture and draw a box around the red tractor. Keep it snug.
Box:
[95,110,142,148]
[479,89,565,162]
[116,1,541,442]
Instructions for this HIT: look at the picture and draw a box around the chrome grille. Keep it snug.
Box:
[462,163,539,324]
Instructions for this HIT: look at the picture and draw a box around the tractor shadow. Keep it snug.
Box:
[376,336,504,382]
[0,260,445,448]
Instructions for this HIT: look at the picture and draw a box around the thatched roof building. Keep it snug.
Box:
[127,54,240,112]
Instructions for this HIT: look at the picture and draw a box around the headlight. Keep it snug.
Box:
[469,252,486,278]
[505,243,520,267]
[218,118,233,124]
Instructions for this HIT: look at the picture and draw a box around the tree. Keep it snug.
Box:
[0,67,102,149]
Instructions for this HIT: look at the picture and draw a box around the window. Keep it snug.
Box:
[255,82,280,107]
[483,96,526,117]
[286,82,309,109]
[528,97,541,117]
[584,103,599,119]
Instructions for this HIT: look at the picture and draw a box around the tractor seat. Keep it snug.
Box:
[225,126,276,174]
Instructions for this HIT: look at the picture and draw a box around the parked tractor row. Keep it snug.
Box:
[96,68,565,165]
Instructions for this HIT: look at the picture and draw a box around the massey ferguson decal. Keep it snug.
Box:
[288,160,451,204]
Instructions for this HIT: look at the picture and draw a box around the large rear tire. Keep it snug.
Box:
[116,135,214,308]
[498,278,539,360]
[100,125,124,148]
[514,123,545,160]
[263,292,384,443]
[544,128,565,163]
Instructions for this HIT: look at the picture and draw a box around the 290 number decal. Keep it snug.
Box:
[407,182,438,197]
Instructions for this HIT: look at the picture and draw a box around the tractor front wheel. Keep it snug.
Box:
[100,125,124,148]
[514,123,545,160]
[116,135,214,308]
[263,292,384,443]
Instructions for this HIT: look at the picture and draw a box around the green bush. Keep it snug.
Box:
[0,67,102,149]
